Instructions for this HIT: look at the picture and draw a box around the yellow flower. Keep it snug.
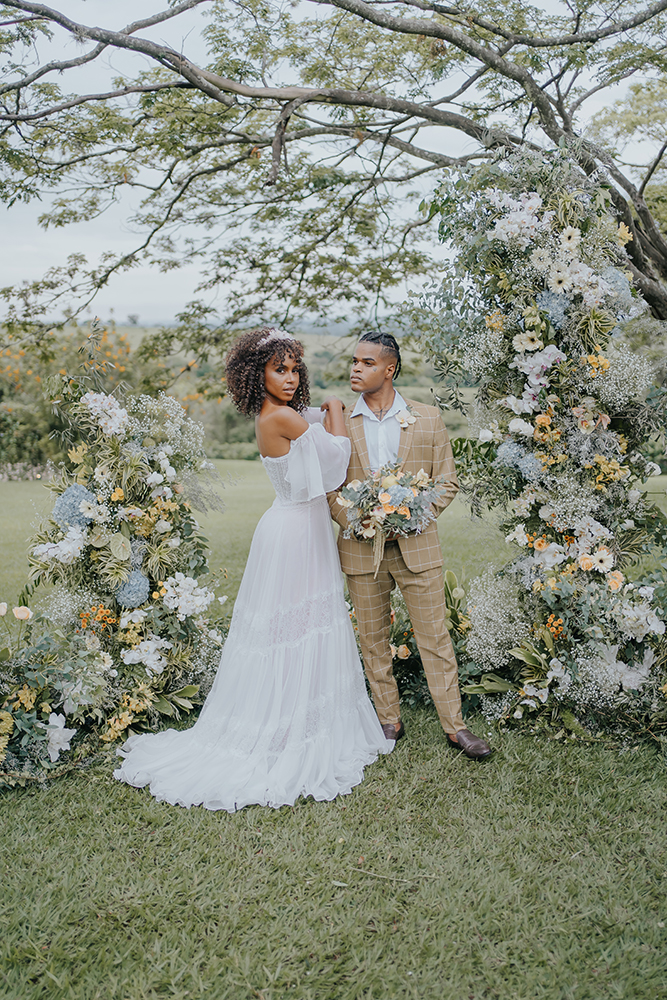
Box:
[13,684,37,710]
[578,554,595,571]
[0,710,13,763]
[381,474,399,488]
[617,222,633,246]
[485,310,505,332]
[532,580,544,593]
[67,443,89,464]
[111,487,125,502]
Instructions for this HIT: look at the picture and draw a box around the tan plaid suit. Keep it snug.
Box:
[327,399,465,734]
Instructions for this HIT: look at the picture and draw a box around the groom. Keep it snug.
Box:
[328,332,492,759]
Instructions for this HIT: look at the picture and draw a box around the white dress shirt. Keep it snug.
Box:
[350,390,407,472]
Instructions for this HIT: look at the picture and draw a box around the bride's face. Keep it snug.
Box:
[264,353,299,405]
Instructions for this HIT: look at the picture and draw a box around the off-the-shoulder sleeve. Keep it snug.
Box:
[302,406,326,425]
[285,423,351,502]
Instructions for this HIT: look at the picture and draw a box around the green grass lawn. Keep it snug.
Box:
[2,724,666,1000]
[1,472,667,999]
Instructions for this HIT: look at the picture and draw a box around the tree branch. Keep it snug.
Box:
[0,41,108,96]
[640,139,667,197]
[391,0,667,48]
[0,81,190,121]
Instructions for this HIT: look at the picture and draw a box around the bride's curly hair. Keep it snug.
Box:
[225,327,310,416]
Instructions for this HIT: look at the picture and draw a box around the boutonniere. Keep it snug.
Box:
[395,405,418,429]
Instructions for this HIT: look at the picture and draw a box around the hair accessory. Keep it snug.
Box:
[257,327,295,348]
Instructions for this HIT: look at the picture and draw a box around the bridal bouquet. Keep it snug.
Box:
[336,465,446,575]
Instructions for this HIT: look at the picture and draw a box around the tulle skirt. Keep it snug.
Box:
[114,494,392,811]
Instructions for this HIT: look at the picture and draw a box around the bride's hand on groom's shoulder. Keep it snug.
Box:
[320,396,345,412]
[320,396,347,437]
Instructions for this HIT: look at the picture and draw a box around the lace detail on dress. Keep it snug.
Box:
[261,453,293,503]
[229,587,349,651]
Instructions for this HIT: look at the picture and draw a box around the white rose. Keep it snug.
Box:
[39,713,77,762]
[508,418,534,437]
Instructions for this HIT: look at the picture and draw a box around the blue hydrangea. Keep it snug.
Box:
[494,441,526,469]
[536,290,569,329]
[52,484,97,530]
[116,571,151,608]
[517,454,543,482]
[601,266,634,308]
[130,539,147,570]
[387,485,414,506]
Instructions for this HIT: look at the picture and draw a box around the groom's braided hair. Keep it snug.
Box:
[225,327,310,416]
[359,331,402,380]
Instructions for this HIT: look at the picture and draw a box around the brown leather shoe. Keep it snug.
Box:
[447,728,492,759]
[382,721,405,742]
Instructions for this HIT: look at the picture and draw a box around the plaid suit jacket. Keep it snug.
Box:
[327,398,459,575]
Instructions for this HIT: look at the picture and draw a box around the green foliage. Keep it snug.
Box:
[2,0,667,341]
[0,321,177,471]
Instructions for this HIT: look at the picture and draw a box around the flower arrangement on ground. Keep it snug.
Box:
[0,379,228,785]
[336,464,447,575]
[417,148,667,735]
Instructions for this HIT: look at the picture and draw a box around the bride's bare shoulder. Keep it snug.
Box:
[258,406,309,440]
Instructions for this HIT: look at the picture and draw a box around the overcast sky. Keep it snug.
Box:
[0,1,638,327]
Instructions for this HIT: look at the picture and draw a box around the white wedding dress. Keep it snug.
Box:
[114,421,393,811]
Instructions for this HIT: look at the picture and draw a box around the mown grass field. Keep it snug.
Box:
[1,471,667,1000]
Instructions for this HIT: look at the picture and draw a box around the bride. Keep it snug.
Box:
[114,326,393,811]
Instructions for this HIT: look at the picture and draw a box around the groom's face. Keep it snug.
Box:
[350,341,395,394]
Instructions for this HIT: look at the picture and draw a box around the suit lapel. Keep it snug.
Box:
[396,399,417,468]
[349,413,372,476]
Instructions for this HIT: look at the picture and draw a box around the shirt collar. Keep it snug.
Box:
[351,389,407,422]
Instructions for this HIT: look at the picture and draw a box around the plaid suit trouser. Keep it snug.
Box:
[346,541,465,734]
